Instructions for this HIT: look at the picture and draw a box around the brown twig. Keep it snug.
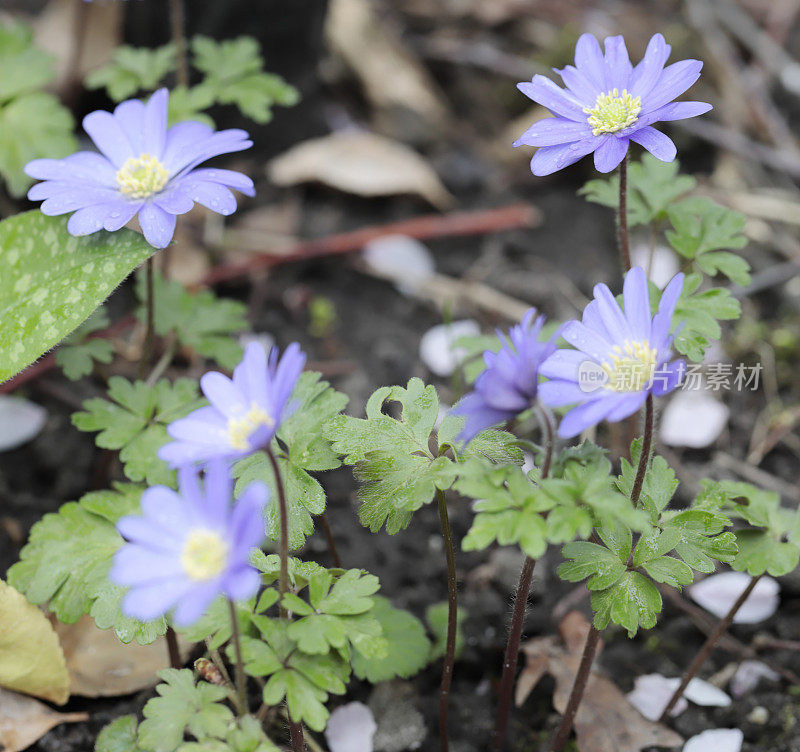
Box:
[169,0,189,88]
[436,488,458,752]
[203,204,540,285]
[658,574,763,722]
[165,627,181,670]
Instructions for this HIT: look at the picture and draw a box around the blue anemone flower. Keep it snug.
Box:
[539,266,684,438]
[514,33,712,175]
[25,88,254,248]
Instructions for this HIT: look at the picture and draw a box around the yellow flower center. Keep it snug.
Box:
[584,89,642,136]
[601,340,658,392]
[116,153,170,199]
[227,405,274,451]
[180,530,228,581]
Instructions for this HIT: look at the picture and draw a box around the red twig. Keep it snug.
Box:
[2,204,537,395]
[202,204,540,285]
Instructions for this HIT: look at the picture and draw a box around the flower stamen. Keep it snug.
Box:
[227,405,274,451]
[601,339,658,392]
[116,154,169,199]
[584,88,642,136]
[181,530,228,581]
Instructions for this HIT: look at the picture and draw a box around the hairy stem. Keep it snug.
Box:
[165,627,181,669]
[549,395,652,750]
[548,625,602,752]
[658,573,763,722]
[492,404,554,751]
[630,394,654,507]
[436,488,458,752]
[169,0,189,88]
[264,445,305,751]
[265,446,290,617]
[617,154,631,273]
[138,258,155,380]
[228,600,247,716]
[317,513,342,568]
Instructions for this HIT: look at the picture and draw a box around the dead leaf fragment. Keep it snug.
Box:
[0,581,69,705]
[325,0,448,138]
[0,688,87,752]
[267,131,454,209]
[54,616,192,698]
[517,611,683,752]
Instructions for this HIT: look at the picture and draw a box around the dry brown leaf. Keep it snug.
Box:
[54,616,193,698]
[325,0,448,139]
[517,611,683,752]
[33,0,123,89]
[0,688,87,752]
[0,581,69,705]
[267,131,454,209]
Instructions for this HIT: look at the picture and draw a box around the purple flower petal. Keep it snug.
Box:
[179,178,238,216]
[82,110,135,168]
[67,204,124,235]
[574,34,606,90]
[138,203,177,248]
[187,168,255,195]
[648,100,712,121]
[558,397,617,438]
[630,33,671,99]
[122,577,193,622]
[517,76,586,121]
[530,137,597,176]
[513,117,592,148]
[623,266,651,341]
[104,201,142,232]
[562,320,613,362]
[643,59,703,112]
[629,127,676,162]
[201,372,246,416]
[538,349,587,381]
[144,89,169,159]
[557,65,598,105]
[223,567,261,601]
[113,99,146,157]
[593,134,629,172]
[537,378,588,406]
[603,36,633,90]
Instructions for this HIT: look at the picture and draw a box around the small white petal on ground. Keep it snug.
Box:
[363,234,436,294]
[730,660,780,697]
[689,571,780,624]
[683,677,732,707]
[631,244,680,288]
[660,390,729,448]
[0,396,47,452]
[683,728,743,752]
[627,674,730,721]
[419,320,480,376]
[627,673,688,720]
[325,702,377,752]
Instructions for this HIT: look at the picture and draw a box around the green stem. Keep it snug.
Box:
[228,599,247,716]
[436,488,458,752]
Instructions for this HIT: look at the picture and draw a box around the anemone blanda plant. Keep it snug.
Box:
[159,341,306,467]
[24,88,254,248]
[452,309,557,442]
[111,459,267,627]
[514,33,711,175]
[539,266,684,438]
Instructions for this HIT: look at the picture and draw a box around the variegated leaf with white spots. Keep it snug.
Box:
[0,212,153,383]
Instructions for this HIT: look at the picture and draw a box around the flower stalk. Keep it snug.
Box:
[549,395,653,752]
[492,405,554,752]
[436,487,458,752]
[169,0,189,88]
[228,599,247,716]
[265,444,306,752]
[617,154,631,272]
